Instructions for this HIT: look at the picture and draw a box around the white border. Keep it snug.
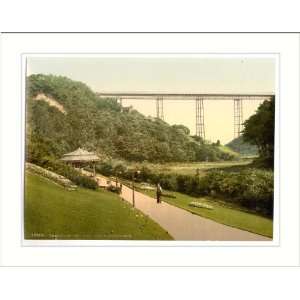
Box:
[0,33,298,266]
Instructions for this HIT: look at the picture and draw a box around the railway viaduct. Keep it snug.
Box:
[97,92,274,140]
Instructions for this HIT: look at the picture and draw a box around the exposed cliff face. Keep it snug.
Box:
[34,93,67,114]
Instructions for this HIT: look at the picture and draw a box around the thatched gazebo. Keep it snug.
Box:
[61,148,100,177]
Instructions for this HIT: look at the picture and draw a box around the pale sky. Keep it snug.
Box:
[27,56,275,143]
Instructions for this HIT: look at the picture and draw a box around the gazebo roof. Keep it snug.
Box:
[61,148,100,162]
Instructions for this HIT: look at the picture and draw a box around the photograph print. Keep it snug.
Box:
[24,55,275,241]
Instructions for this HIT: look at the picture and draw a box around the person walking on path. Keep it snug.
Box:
[156,183,163,204]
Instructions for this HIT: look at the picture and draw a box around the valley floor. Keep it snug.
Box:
[126,158,254,176]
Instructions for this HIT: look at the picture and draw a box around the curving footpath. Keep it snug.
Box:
[94,173,271,241]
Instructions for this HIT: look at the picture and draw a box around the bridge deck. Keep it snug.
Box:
[97,92,274,101]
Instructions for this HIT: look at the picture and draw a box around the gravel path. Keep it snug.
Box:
[94,173,271,241]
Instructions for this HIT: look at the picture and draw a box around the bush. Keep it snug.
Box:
[40,158,98,190]
[96,161,115,177]
[27,162,75,189]
[199,169,274,216]
[95,160,273,216]
[159,174,178,191]
[106,185,122,194]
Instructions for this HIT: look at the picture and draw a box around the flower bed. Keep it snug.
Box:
[26,162,77,190]
[188,201,214,210]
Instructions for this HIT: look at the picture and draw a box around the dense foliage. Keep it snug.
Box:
[226,136,258,156]
[243,97,275,167]
[34,158,98,189]
[27,163,75,189]
[26,74,235,164]
[96,161,273,217]
[198,169,273,216]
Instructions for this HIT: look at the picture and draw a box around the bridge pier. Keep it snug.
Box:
[196,97,205,140]
[156,96,164,120]
[233,99,243,138]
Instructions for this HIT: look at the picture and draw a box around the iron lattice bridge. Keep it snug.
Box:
[97,93,274,140]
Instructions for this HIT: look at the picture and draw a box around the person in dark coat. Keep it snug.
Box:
[156,183,163,204]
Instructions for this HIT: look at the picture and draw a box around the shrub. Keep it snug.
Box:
[106,185,122,194]
[41,159,98,190]
[26,162,75,189]
[159,174,178,191]
[95,160,273,216]
[199,169,274,216]
[96,161,115,177]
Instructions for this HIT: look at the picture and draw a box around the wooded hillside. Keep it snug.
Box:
[26,74,235,163]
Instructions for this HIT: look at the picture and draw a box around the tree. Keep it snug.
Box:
[243,97,275,168]
[172,124,190,135]
[27,74,236,164]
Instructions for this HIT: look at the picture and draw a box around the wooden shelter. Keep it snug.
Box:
[61,148,100,177]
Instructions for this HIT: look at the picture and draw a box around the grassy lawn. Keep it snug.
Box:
[131,159,253,177]
[133,184,273,238]
[25,172,172,240]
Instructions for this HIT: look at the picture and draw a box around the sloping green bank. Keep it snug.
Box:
[25,172,172,240]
